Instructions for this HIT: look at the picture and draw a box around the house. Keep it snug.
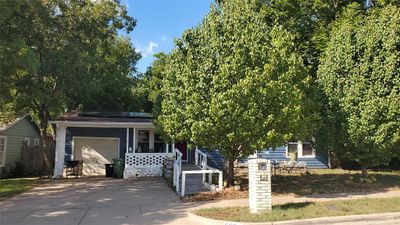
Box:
[262,141,329,168]
[51,112,329,179]
[202,141,330,170]
[50,112,190,178]
[0,115,41,175]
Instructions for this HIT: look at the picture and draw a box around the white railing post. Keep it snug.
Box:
[181,172,186,197]
[218,171,223,191]
[174,148,182,194]
[208,172,212,185]
[173,165,176,186]
[195,147,199,166]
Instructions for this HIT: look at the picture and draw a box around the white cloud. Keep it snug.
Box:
[160,35,168,42]
[135,41,159,58]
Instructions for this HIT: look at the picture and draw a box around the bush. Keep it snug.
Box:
[12,161,25,178]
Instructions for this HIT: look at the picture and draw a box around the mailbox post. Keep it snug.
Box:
[248,158,272,213]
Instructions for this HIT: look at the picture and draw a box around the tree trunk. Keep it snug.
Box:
[227,157,235,187]
[361,163,368,176]
[38,107,51,177]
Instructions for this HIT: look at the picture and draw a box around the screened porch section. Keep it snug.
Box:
[124,128,174,178]
[134,130,169,153]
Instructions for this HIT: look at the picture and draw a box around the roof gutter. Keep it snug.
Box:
[49,120,155,128]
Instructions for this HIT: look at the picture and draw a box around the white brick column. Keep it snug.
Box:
[53,124,66,178]
[248,158,272,213]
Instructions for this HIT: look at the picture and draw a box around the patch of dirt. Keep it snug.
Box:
[183,187,249,202]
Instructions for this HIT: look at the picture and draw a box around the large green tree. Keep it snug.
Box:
[317,3,400,173]
[0,0,140,137]
[157,0,319,185]
[0,0,38,123]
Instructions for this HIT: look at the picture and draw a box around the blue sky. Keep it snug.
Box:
[121,0,214,73]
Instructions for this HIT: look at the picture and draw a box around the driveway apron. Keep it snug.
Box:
[0,177,201,225]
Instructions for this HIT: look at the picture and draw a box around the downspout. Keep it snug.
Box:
[365,0,373,9]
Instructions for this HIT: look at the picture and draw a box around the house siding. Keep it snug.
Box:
[261,146,329,168]
[65,127,127,163]
[0,118,41,171]
[200,146,329,170]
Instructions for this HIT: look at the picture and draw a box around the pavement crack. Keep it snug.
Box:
[138,204,143,215]
[77,207,91,225]
[16,209,33,223]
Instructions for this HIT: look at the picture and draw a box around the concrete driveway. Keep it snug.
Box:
[0,177,201,225]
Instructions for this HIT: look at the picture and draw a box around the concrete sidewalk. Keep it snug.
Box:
[188,189,400,209]
[0,177,201,225]
[189,212,400,225]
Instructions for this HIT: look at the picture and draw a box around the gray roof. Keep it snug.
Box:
[56,112,154,123]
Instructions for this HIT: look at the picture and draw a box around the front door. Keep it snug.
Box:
[175,142,188,162]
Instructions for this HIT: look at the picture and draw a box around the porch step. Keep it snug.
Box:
[179,165,210,195]
[182,164,200,171]
[181,173,209,195]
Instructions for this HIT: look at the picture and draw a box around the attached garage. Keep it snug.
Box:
[73,137,119,176]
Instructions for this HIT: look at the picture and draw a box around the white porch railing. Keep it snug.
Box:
[124,153,173,178]
[175,147,223,197]
[181,166,223,197]
[195,147,208,170]
[173,149,182,193]
[195,147,208,182]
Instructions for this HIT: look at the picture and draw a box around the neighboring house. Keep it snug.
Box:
[258,141,329,168]
[50,112,190,178]
[0,115,41,175]
[201,141,329,170]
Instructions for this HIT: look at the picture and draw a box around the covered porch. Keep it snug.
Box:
[50,112,184,178]
[50,112,223,197]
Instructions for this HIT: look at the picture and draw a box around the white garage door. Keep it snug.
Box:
[74,138,119,176]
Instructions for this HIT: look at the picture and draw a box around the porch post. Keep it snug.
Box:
[133,127,136,153]
[126,128,129,153]
[53,123,66,178]
[172,142,175,155]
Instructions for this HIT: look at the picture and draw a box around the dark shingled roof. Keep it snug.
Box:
[57,111,153,123]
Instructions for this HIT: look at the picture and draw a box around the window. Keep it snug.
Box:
[24,137,31,146]
[0,136,6,167]
[286,142,298,158]
[34,138,40,147]
[286,141,316,158]
[154,133,165,153]
[137,130,149,153]
[302,143,314,156]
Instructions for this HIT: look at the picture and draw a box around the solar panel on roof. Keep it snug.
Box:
[78,112,153,118]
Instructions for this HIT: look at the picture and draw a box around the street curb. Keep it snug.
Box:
[188,211,400,225]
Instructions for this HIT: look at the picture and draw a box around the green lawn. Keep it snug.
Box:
[185,169,400,202]
[0,178,49,201]
[271,170,400,196]
[235,169,400,195]
[193,197,400,222]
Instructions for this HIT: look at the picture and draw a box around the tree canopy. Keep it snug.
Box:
[0,0,141,135]
[317,2,400,172]
[156,0,319,184]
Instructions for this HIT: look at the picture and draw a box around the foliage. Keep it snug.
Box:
[0,0,38,123]
[65,37,141,112]
[0,0,140,136]
[146,53,168,110]
[317,3,400,172]
[157,0,319,184]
